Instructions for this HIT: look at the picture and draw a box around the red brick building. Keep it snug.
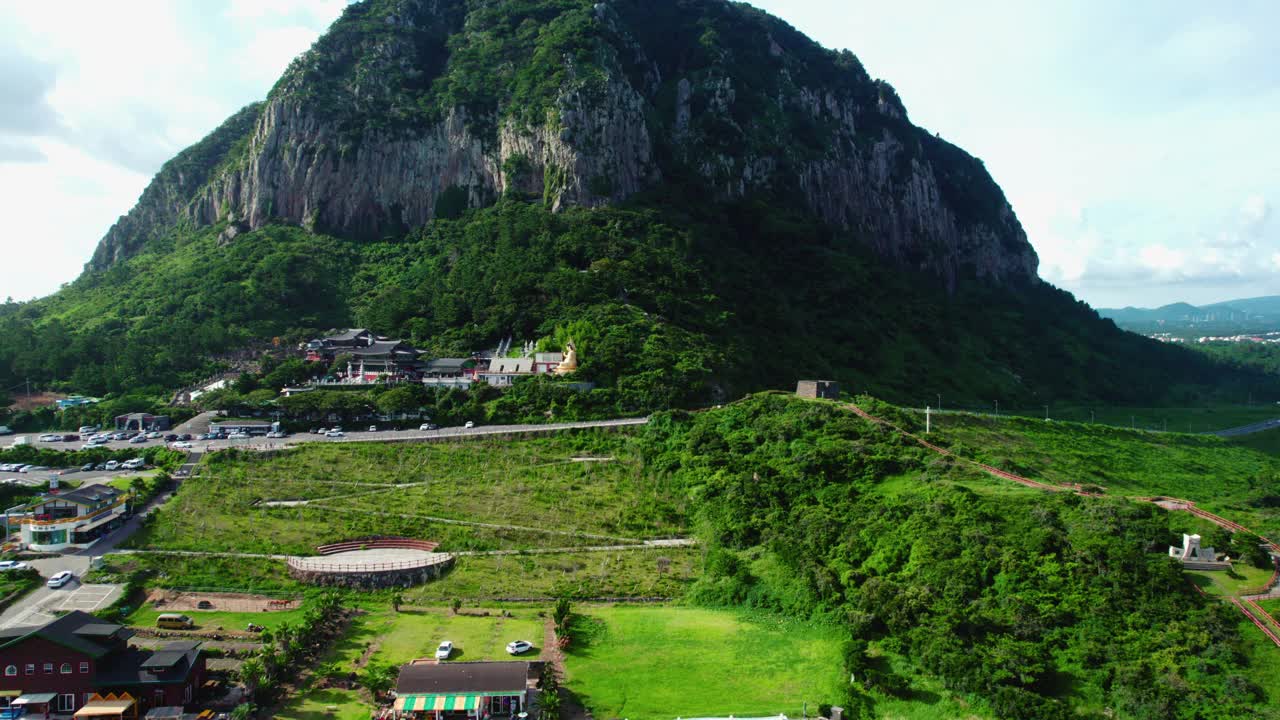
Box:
[0,612,204,716]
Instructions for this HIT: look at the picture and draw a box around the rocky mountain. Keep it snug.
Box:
[89,0,1036,289]
[8,0,1274,409]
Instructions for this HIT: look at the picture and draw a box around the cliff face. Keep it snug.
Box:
[88,0,1037,287]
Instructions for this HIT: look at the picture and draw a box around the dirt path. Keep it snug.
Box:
[543,618,590,720]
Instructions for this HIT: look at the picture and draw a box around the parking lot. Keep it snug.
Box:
[0,580,121,629]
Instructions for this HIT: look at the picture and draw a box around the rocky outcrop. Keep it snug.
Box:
[88,0,1038,288]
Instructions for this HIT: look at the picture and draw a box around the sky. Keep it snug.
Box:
[0,0,1277,309]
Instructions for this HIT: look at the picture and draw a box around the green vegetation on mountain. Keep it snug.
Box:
[931,413,1280,538]
[641,394,1280,719]
[4,197,1275,418]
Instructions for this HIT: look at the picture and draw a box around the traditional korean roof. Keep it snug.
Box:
[486,357,535,374]
[425,358,474,373]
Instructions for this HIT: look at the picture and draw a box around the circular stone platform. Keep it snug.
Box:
[288,546,454,588]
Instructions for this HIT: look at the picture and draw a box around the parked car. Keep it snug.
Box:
[104,460,120,471]
[21,466,48,474]
[62,434,80,442]
[266,431,287,438]
[464,421,475,429]
[0,561,29,572]
[163,434,178,442]
[419,423,439,431]
[325,430,345,438]
[171,441,193,449]
[38,434,61,443]
[129,434,148,444]
[435,641,453,660]
[47,570,74,588]
[505,640,533,655]
[78,425,99,434]
[0,426,12,436]
[309,428,319,434]
[94,463,109,471]
[228,432,251,440]
[80,463,95,472]
[178,434,193,441]
[146,431,163,439]
[368,425,378,432]
[122,458,145,470]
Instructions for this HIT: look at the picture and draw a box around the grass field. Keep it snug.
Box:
[1187,564,1276,597]
[276,605,545,720]
[932,413,1280,537]
[562,606,845,720]
[127,432,686,555]
[1233,427,1280,458]
[405,548,702,602]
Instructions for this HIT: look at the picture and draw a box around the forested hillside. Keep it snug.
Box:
[3,197,1271,412]
[644,394,1280,719]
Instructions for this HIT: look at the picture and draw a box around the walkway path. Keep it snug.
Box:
[843,399,1280,649]
[1210,418,1280,438]
[116,538,695,563]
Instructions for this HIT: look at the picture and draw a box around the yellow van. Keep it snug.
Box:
[156,613,194,629]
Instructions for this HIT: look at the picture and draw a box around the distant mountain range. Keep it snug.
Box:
[1099,295,1280,330]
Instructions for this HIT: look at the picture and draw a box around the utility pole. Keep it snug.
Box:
[1044,405,1049,421]
[937,394,942,413]
[926,406,932,434]
[1090,409,1095,424]
[995,400,999,417]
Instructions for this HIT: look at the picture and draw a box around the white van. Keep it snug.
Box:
[122,458,145,470]
[104,460,120,471]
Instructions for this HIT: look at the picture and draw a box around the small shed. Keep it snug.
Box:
[796,380,841,400]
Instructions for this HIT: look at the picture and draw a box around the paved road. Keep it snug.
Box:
[1211,418,1280,438]
[14,417,650,455]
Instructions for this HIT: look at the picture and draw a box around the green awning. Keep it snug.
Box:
[396,694,488,712]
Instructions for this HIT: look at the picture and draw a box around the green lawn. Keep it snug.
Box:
[1237,618,1280,707]
[562,606,845,720]
[125,604,309,633]
[128,433,687,555]
[1186,564,1276,597]
[277,606,545,720]
[405,548,701,602]
[0,571,39,611]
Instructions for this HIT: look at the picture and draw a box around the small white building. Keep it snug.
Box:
[20,486,128,552]
[1168,533,1230,570]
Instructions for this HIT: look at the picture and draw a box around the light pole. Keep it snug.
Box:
[1090,409,1095,424]
[1044,405,1049,421]
[994,400,999,417]
[937,394,942,413]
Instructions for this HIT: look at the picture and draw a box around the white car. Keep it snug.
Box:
[325,430,345,438]
[78,425,99,434]
[171,441,193,449]
[435,641,453,660]
[104,460,120,471]
[122,458,145,470]
[228,432,251,440]
[419,423,439,431]
[129,434,148,444]
[146,431,163,439]
[464,421,475,429]
[368,425,377,432]
[505,640,533,655]
[266,431,287,438]
[47,570,74,588]
[39,434,62,443]
[0,561,29,572]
